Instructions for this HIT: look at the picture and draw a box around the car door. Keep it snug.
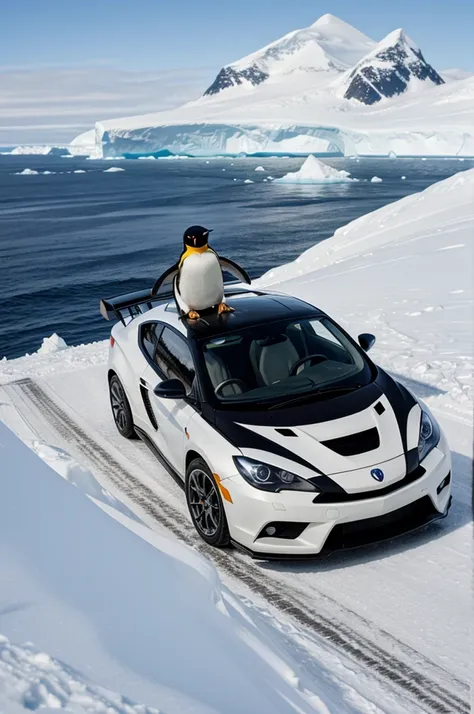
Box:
[141,325,197,474]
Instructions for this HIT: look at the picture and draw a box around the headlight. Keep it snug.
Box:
[233,456,318,493]
[418,407,440,462]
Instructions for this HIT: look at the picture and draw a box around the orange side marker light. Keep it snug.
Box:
[213,473,233,503]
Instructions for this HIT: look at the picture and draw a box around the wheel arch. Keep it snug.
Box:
[185,449,205,472]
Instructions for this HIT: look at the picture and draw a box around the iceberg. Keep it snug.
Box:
[274,155,355,184]
[104,166,125,172]
[10,145,71,156]
[371,176,383,182]
[37,334,68,355]
[15,168,39,175]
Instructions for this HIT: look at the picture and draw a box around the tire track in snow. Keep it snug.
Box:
[8,378,470,714]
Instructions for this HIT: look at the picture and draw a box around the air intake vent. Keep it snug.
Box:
[321,427,380,456]
[140,386,158,430]
[276,428,297,437]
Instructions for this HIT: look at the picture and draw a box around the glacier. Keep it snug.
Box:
[71,14,474,159]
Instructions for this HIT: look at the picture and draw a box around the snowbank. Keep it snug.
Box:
[274,155,355,184]
[37,333,68,355]
[0,421,331,714]
[259,168,474,416]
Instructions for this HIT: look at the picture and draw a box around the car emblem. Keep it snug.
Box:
[371,468,384,482]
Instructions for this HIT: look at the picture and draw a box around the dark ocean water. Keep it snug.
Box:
[0,154,472,360]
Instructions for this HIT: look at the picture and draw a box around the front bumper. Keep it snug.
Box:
[224,440,452,558]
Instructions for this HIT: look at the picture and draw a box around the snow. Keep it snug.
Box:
[0,421,345,714]
[15,168,39,175]
[442,68,474,82]
[274,155,354,184]
[37,333,68,355]
[0,169,472,713]
[370,176,383,182]
[71,14,474,159]
[259,168,473,420]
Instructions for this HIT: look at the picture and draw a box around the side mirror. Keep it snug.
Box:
[358,333,376,352]
[154,378,186,399]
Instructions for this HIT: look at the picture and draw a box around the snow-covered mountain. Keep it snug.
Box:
[71,14,474,158]
[338,29,444,104]
[204,14,375,95]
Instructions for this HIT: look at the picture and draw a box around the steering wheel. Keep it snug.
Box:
[290,354,328,377]
[214,378,247,397]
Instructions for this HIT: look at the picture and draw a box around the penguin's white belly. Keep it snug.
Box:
[179,252,224,310]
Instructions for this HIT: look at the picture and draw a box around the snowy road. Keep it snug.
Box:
[0,372,470,714]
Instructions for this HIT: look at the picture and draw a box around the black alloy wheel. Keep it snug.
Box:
[186,458,230,547]
[109,375,137,439]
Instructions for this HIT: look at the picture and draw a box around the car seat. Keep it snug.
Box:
[204,349,244,396]
[250,335,299,386]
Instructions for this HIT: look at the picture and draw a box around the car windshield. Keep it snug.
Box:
[201,315,372,408]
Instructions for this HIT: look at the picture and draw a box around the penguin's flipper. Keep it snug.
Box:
[151,263,179,296]
[217,257,251,285]
[172,275,191,316]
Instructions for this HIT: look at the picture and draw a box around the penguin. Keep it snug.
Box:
[151,226,251,320]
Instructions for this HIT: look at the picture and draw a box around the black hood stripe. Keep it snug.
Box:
[214,417,323,474]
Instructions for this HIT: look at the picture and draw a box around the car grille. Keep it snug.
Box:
[322,496,441,551]
[311,463,426,504]
[321,427,380,456]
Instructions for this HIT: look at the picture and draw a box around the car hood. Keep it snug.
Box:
[214,370,421,481]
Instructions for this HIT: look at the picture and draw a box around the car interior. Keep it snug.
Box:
[202,318,363,400]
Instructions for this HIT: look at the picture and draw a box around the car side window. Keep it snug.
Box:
[141,323,163,361]
[155,327,195,392]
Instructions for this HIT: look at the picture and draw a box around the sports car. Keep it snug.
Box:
[100,283,452,557]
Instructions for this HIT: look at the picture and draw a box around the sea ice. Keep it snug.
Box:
[104,166,125,172]
[15,168,39,175]
[371,176,383,182]
[255,166,265,171]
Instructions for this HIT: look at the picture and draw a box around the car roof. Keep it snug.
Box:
[187,292,322,340]
[122,289,323,341]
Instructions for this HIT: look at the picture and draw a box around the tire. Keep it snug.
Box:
[185,458,231,547]
[109,375,137,439]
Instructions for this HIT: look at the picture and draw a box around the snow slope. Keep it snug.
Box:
[258,168,473,419]
[0,169,472,714]
[71,15,474,158]
[0,421,346,714]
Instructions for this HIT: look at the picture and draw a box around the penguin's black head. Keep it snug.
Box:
[183,225,213,249]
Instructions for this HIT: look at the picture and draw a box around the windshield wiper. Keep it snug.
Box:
[268,384,363,411]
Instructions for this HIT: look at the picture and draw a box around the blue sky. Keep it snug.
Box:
[1,0,473,144]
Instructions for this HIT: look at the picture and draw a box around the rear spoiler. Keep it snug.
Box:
[100,278,254,324]
[100,288,173,324]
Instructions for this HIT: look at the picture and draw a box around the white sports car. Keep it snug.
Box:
[101,284,452,558]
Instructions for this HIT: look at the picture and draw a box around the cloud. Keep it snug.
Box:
[0,64,213,145]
